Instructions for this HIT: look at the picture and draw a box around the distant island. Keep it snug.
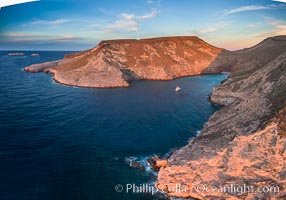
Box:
[8,53,25,56]
[24,35,286,199]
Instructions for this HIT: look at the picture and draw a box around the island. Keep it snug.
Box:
[24,36,233,88]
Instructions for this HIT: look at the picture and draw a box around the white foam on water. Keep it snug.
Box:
[188,130,202,143]
[51,79,60,85]
[196,130,201,135]
[125,155,158,175]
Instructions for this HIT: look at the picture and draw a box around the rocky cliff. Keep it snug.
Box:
[24,35,286,199]
[24,36,232,88]
[157,36,286,199]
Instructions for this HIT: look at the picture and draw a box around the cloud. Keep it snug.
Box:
[223,4,284,16]
[199,27,222,34]
[49,35,82,41]
[247,24,258,28]
[146,0,162,4]
[97,8,114,15]
[247,22,261,28]
[0,32,44,37]
[252,19,286,38]
[89,23,102,28]
[11,39,35,43]
[192,23,227,35]
[0,0,39,9]
[0,32,82,43]
[272,0,286,3]
[137,8,159,20]
[105,13,138,32]
[30,19,70,25]
[102,8,159,33]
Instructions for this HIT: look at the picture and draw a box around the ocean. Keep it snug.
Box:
[0,51,227,200]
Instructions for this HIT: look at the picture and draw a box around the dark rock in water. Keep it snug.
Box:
[8,53,25,56]
[130,161,145,171]
[147,156,157,170]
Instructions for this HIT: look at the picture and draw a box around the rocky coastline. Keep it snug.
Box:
[156,36,286,199]
[24,35,286,199]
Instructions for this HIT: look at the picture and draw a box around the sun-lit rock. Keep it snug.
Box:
[157,36,286,199]
[24,36,233,88]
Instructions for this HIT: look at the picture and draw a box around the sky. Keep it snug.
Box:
[0,0,286,50]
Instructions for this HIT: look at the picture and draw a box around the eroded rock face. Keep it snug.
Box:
[157,37,286,199]
[147,156,168,170]
[158,122,286,199]
[24,36,231,88]
[24,35,286,199]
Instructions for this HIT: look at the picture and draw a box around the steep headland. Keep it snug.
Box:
[24,35,286,199]
[157,36,286,199]
[24,36,232,88]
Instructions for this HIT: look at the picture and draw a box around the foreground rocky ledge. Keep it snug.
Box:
[157,36,286,199]
[24,36,233,88]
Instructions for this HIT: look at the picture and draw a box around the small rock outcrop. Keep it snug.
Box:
[147,156,168,170]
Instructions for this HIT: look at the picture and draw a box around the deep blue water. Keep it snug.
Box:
[0,51,227,200]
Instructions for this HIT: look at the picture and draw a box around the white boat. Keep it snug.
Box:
[31,53,39,57]
[175,86,181,92]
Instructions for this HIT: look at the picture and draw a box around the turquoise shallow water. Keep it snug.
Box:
[0,51,227,200]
